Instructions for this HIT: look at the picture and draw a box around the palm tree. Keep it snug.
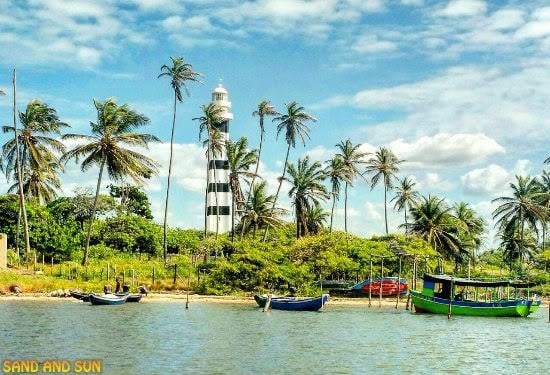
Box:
[535,171,550,252]
[62,98,159,265]
[3,98,67,257]
[204,127,225,238]
[453,202,485,269]
[391,177,419,235]
[263,101,316,240]
[324,155,352,232]
[492,176,543,266]
[226,137,258,237]
[365,147,402,234]
[240,181,285,238]
[545,156,549,164]
[305,203,329,235]
[499,225,538,271]
[194,103,225,238]
[8,162,61,204]
[408,195,462,261]
[158,56,201,263]
[285,156,329,238]
[335,139,368,234]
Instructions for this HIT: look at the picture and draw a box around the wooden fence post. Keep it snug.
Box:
[152,266,156,287]
[173,264,177,285]
[396,255,401,309]
[132,269,135,286]
[107,263,110,281]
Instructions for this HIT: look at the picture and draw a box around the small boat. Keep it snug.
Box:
[350,277,408,297]
[89,293,128,305]
[410,274,541,318]
[115,293,143,303]
[70,291,90,302]
[253,294,282,308]
[255,294,329,311]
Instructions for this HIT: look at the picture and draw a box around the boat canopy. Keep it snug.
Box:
[422,274,534,288]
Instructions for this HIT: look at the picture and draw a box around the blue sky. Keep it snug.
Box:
[0,0,549,247]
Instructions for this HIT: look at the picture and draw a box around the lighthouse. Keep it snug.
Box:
[206,83,233,234]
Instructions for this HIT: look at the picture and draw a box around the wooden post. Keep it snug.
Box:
[396,255,401,309]
[368,258,373,307]
[379,257,383,308]
[413,256,417,290]
[50,257,53,276]
[114,265,117,280]
[42,254,45,271]
[122,268,125,285]
[406,293,411,311]
[152,266,156,287]
[173,264,177,285]
[107,263,110,281]
[185,266,191,310]
[132,269,135,286]
[448,279,454,319]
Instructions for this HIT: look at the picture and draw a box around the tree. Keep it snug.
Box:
[2,99,67,204]
[391,177,419,235]
[335,139,368,234]
[109,184,153,219]
[226,137,258,236]
[365,147,402,234]
[194,103,225,238]
[407,195,462,261]
[62,98,159,265]
[305,203,329,235]
[324,155,352,232]
[492,176,543,267]
[285,156,329,238]
[241,100,278,237]
[240,181,285,238]
[499,225,538,271]
[535,171,550,252]
[452,202,485,268]
[158,56,201,263]
[545,156,549,164]
[264,102,316,240]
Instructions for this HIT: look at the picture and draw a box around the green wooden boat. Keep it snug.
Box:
[410,274,541,318]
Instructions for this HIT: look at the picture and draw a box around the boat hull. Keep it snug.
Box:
[89,294,128,305]
[115,293,142,303]
[350,277,408,297]
[410,290,540,317]
[269,294,329,311]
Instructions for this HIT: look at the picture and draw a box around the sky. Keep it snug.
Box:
[0,0,549,248]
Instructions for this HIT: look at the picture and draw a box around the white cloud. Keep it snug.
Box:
[436,0,487,18]
[461,164,510,196]
[418,172,453,192]
[515,7,550,40]
[401,0,424,6]
[352,35,397,54]
[389,133,505,168]
[161,15,183,31]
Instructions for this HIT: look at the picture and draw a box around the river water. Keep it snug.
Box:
[0,300,547,374]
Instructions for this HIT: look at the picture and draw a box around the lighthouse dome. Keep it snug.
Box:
[213,83,227,94]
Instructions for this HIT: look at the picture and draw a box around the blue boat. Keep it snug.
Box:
[89,294,128,305]
[268,294,330,311]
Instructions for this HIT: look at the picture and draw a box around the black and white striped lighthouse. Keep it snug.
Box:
[206,83,233,233]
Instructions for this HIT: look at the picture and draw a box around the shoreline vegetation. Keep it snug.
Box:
[0,61,549,300]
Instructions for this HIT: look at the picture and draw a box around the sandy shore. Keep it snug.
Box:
[1,292,549,307]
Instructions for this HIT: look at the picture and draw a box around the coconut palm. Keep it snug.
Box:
[364,147,402,234]
[324,155,352,232]
[62,98,159,265]
[3,98,67,257]
[391,177,419,235]
[545,156,549,164]
[305,203,329,235]
[240,181,285,237]
[535,171,550,251]
[408,195,462,261]
[499,225,538,271]
[492,176,543,265]
[285,156,329,238]
[335,139,368,234]
[2,99,67,188]
[158,56,201,263]
[194,103,225,238]
[226,137,258,236]
[453,202,485,268]
[8,162,61,204]
[264,101,316,240]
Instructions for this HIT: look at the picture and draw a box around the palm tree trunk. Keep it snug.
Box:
[344,182,349,234]
[12,69,30,257]
[241,123,264,238]
[329,192,336,233]
[295,200,300,239]
[162,91,177,264]
[204,140,211,239]
[404,204,408,235]
[82,157,106,265]
[263,143,291,241]
[519,209,524,272]
[213,160,219,239]
[384,183,388,235]
[15,206,21,259]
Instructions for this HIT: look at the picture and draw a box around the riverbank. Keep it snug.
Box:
[1,292,549,308]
